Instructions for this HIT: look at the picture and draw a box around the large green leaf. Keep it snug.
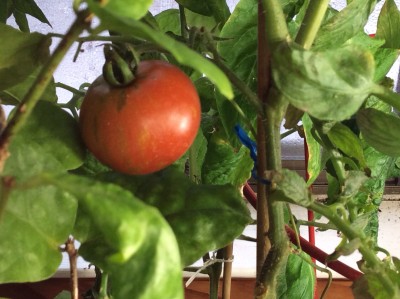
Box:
[272,44,375,121]
[376,0,400,49]
[86,0,233,99]
[357,108,400,157]
[315,0,377,49]
[53,174,184,299]
[3,101,85,179]
[217,0,258,142]
[0,23,51,90]
[154,9,217,40]
[345,33,399,83]
[0,185,77,283]
[92,0,152,21]
[276,252,315,299]
[0,68,57,105]
[175,0,230,25]
[97,167,252,266]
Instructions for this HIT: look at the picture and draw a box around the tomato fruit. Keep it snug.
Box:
[79,60,201,175]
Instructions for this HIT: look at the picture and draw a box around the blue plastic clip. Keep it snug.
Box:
[234,125,270,185]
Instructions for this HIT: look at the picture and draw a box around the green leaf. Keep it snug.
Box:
[54,291,71,299]
[353,271,400,299]
[86,0,233,99]
[0,23,51,90]
[0,0,13,23]
[357,108,400,157]
[327,123,367,169]
[89,0,152,21]
[188,128,208,184]
[13,0,51,31]
[97,167,252,266]
[341,171,368,199]
[0,184,77,283]
[175,0,230,25]
[217,0,258,141]
[53,174,184,299]
[277,252,315,299]
[271,168,313,206]
[302,113,322,186]
[315,0,377,49]
[272,44,375,121]
[195,76,217,112]
[3,101,85,179]
[175,0,213,16]
[155,9,218,36]
[328,238,362,261]
[345,33,399,83]
[154,9,181,35]
[13,9,29,32]
[376,0,400,49]
[0,68,57,105]
[202,132,253,187]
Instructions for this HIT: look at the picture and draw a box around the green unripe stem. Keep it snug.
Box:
[103,45,135,86]
[260,0,289,45]
[0,10,91,172]
[295,0,330,49]
[255,2,290,298]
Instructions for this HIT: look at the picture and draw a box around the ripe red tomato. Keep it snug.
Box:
[79,60,201,175]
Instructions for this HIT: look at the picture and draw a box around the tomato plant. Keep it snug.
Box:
[1,0,400,299]
[79,60,201,175]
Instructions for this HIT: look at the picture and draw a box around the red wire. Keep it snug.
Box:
[243,183,363,281]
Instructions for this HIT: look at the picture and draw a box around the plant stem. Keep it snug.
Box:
[65,238,79,299]
[99,272,109,299]
[255,1,291,298]
[0,10,91,171]
[260,0,289,45]
[222,243,234,299]
[55,82,86,95]
[295,0,330,49]
[296,220,337,231]
[310,201,396,295]
[178,5,188,39]
[255,0,271,283]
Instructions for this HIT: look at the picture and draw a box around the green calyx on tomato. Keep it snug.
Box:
[102,45,136,87]
[79,60,201,175]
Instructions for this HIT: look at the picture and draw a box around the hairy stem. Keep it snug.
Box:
[255,1,290,298]
[295,0,330,49]
[0,10,91,171]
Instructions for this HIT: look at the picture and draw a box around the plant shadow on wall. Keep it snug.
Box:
[1,0,400,298]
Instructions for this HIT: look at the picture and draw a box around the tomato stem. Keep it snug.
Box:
[0,10,91,172]
[102,45,136,87]
[295,0,330,49]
